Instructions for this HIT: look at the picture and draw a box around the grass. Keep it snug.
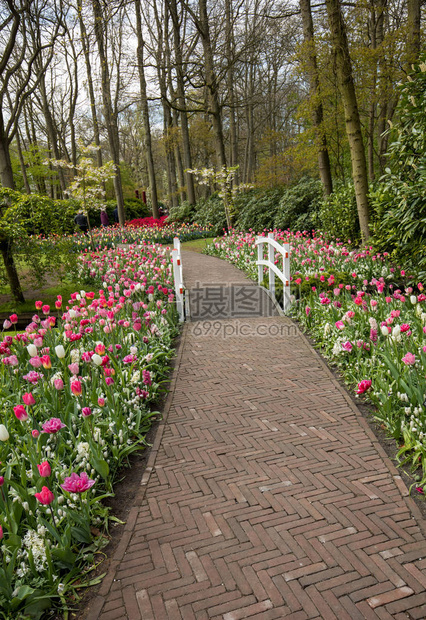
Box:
[180,238,214,253]
[0,281,81,315]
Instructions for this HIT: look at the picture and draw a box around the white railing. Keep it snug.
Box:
[172,237,185,322]
[255,232,291,313]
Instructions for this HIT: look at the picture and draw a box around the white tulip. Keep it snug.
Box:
[26,344,37,357]
[68,309,76,319]
[392,325,401,337]
[0,424,9,441]
[92,354,103,366]
[381,325,389,336]
[55,345,66,359]
[410,295,417,304]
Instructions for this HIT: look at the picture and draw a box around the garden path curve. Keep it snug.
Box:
[84,251,426,620]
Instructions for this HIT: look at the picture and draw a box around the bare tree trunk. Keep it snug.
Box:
[197,0,227,168]
[91,0,126,225]
[38,73,67,193]
[325,0,370,240]
[166,0,196,204]
[15,130,31,194]
[300,0,333,195]
[135,0,159,218]
[225,0,238,183]
[407,0,421,66]
[77,0,103,168]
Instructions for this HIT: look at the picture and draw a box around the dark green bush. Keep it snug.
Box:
[274,177,322,232]
[168,200,196,223]
[234,187,284,231]
[369,57,426,273]
[316,182,360,242]
[193,193,227,235]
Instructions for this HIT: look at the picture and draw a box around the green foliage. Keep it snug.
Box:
[274,177,322,232]
[317,182,360,242]
[167,200,195,223]
[193,193,227,235]
[370,58,426,272]
[234,187,284,231]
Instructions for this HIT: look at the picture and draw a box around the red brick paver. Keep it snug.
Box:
[83,252,426,619]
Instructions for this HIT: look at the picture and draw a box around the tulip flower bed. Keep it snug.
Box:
[0,242,179,618]
[65,221,215,252]
[205,230,426,492]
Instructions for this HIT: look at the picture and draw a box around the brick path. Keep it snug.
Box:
[85,252,426,620]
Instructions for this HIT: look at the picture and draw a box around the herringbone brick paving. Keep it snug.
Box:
[85,252,426,619]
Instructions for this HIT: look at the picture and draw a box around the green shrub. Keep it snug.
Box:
[369,58,426,273]
[234,187,284,231]
[193,193,227,235]
[274,177,322,232]
[168,200,196,223]
[317,182,360,242]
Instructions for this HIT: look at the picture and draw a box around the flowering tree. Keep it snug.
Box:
[47,143,116,248]
[186,166,253,229]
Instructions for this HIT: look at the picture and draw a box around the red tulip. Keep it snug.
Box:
[34,486,54,505]
[37,461,51,477]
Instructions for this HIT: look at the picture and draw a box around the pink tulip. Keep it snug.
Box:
[70,380,82,396]
[97,397,106,407]
[9,314,18,325]
[22,393,36,406]
[54,378,64,390]
[42,418,66,434]
[402,352,416,366]
[34,486,55,505]
[68,363,79,375]
[0,525,3,540]
[40,355,51,369]
[35,301,43,310]
[32,429,40,438]
[335,321,345,330]
[0,476,4,486]
[61,472,95,493]
[81,407,92,417]
[13,405,28,421]
[357,380,372,394]
[37,461,51,477]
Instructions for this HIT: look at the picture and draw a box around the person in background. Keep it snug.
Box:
[100,209,109,227]
[74,211,88,234]
[113,206,119,223]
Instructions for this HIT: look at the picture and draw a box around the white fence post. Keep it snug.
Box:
[268,232,275,299]
[257,239,264,285]
[283,242,290,313]
[255,234,291,314]
[172,238,185,322]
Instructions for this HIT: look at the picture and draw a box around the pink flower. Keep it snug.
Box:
[29,356,43,368]
[402,352,416,365]
[357,380,372,394]
[335,321,345,330]
[81,407,92,417]
[68,363,79,375]
[61,472,95,493]
[9,314,18,325]
[305,306,311,316]
[42,305,50,315]
[98,397,106,407]
[0,476,4,486]
[123,354,137,364]
[13,405,28,421]
[54,377,64,390]
[32,429,40,438]
[400,324,411,333]
[37,461,51,477]
[40,355,51,369]
[416,486,424,494]
[143,370,152,385]
[341,341,353,352]
[34,486,55,505]
[320,297,330,305]
[22,393,36,406]
[42,418,66,434]
[70,380,82,396]
[0,525,3,540]
[35,301,43,310]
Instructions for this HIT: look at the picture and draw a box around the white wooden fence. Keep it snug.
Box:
[172,237,185,322]
[255,232,291,313]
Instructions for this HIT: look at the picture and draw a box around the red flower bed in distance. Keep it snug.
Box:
[127,215,168,228]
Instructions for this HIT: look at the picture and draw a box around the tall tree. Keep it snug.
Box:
[325,0,371,240]
[300,0,333,195]
[135,0,159,218]
[91,0,125,225]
